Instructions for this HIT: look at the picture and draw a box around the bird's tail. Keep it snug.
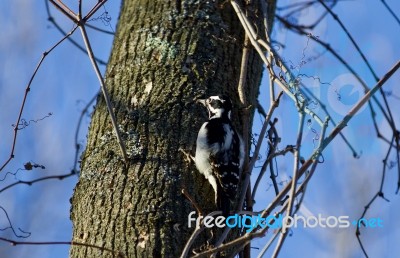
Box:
[217,189,231,218]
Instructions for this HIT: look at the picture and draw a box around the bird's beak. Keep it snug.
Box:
[196,98,207,106]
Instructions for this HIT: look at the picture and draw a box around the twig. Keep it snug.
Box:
[317,0,398,150]
[276,15,397,134]
[84,0,108,21]
[317,0,379,81]
[355,135,394,258]
[50,0,77,21]
[0,237,125,258]
[237,92,284,211]
[0,26,78,172]
[251,119,282,199]
[73,92,99,173]
[44,0,107,65]
[0,206,31,238]
[237,10,252,255]
[48,0,129,163]
[266,122,280,196]
[272,104,305,257]
[78,0,83,19]
[181,188,203,216]
[231,0,325,127]
[381,0,400,26]
[322,61,400,149]
[295,117,329,208]
[79,25,129,163]
[0,172,75,194]
[180,211,221,258]
[237,35,250,109]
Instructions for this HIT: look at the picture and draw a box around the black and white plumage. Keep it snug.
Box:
[195,95,244,216]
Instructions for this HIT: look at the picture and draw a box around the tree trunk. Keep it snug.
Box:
[70,1,266,257]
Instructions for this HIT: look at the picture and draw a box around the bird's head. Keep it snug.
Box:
[197,95,232,120]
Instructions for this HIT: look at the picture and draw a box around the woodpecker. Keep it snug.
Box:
[195,95,244,216]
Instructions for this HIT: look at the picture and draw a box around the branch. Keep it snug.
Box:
[0,172,75,194]
[79,24,129,163]
[181,188,203,216]
[231,0,325,127]
[48,0,129,164]
[180,211,221,258]
[322,61,400,149]
[0,26,78,172]
[252,119,289,199]
[238,91,284,211]
[381,0,400,26]
[276,15,397,135]
[0,206,31,238]
[73,92,99,172]
[0,237,125,258]
[44,1,108,65]
[272,105,305,257]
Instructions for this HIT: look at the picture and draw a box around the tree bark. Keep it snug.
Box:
[70,1,266,257]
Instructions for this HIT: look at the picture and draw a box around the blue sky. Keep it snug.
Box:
[0,1,399,257]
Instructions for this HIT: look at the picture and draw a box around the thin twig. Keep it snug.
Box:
[0,206,31,238]
[381,0,400,26]
[45,0,107,65]
[0,172,75,194]
[237,19,252,258]
[276,15,396,134]
[180,211,221,258]
[0,237,124,258]
[317,0,398,149]
[237,92,284,211]
[251,119,283,199]
[84,0,108,21]
[79,25,129,164]
[355,135,394,258]
[231,0,325,127]
[49,0,77,21]
[73,92,99,173]
[272,104,305,257]
[47,0,128,163]
[317,0,379,81]
[181,188,203,216]
[0,26,78,172]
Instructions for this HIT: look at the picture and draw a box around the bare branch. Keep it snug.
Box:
[182,188,203,216]
[272,105,305,257]
[0,26,78,172]
[238,91,284,211]
[381,0,400,26]
[78,24,129,164]
[0,237,125,258]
